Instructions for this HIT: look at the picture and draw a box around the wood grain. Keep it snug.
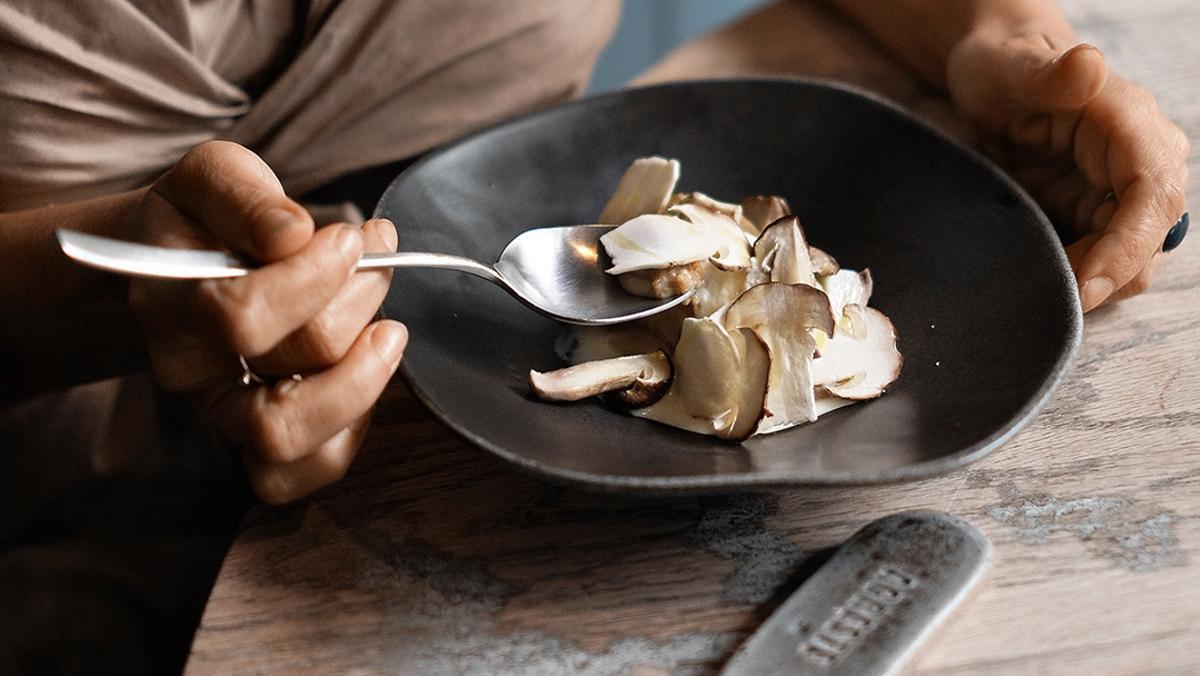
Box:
[187,2,1200,673]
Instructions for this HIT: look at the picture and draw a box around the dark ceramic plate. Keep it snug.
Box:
[374,79,1081,493]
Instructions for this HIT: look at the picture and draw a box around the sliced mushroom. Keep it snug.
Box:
[642,320,769,440]
[836,303,869,340]
[811,305,902,400]
[609,352,675,408]
[821,269,873,318]
[724,283,835,428]
[600,214,718,275]
[814,391,857,418]
[753,216,818,288]
[808,246,840,276]
[669,191,742,219]
[724,328,771,439]
[598,157,680,224]
[616,261,706,299]
[739,195,791,236]
[667,202,752,271]
[544,160,906,440]
[688,262,750,318]
[569,304,692,363]
[529,351,672,406]
[673,318,742,424]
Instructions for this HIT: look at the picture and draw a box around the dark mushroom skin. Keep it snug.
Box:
[740,195,791,233]
[606,350,674,408]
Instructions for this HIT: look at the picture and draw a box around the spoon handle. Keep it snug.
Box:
[56,229,503,284]
[356,252,502,284]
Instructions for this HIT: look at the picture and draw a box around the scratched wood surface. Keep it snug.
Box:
[187,2,1200,674]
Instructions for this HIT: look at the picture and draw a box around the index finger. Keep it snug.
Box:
[153,141,313,262]
[1077,171,1187,311]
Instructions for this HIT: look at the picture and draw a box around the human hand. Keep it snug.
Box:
[128,141,405,503]
[947,28,1190,311]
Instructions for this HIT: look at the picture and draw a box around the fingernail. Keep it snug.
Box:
[372,321,408,367]
[1051,43,1097,66]
[334,224,363,260]
[374,218,398,251]
[1080,276,1114,311]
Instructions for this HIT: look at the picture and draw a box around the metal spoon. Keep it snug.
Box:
[56,226,691,326]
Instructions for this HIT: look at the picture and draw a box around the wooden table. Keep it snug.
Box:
[187,2,1199,673]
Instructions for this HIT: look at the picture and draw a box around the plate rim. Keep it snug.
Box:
[374,77,1084,493]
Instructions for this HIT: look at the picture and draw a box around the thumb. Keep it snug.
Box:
[954,33,1108,112]
[153,140,314,262]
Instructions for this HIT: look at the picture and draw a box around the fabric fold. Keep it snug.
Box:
[0,0,620,210]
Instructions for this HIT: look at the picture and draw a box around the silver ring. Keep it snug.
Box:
[239,355,302,387]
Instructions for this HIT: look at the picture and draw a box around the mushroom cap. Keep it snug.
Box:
[669,191,742,219]
[598,157,680,224]
[808,246,840,276]
[811,305,902,400]
[753,216,818,288]
[609,351,675,408]
[739,195,792,236]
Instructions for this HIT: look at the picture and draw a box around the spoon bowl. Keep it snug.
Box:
[493,225,694,325]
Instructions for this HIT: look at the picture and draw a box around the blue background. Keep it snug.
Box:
[589,0,771,92]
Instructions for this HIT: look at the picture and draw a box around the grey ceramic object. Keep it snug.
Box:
[374,79,1082,493]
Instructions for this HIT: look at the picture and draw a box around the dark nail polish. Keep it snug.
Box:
[1163,212,1188,252]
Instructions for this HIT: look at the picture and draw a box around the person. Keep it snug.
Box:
[0,0,1189,671]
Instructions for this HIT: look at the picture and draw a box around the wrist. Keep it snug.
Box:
[0,187,152,396]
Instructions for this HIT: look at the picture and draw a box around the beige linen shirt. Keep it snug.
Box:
[0,0,620,210]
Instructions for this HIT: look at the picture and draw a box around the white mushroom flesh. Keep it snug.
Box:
[529,351,671,404]
[673,318,742,422]
[598,157,680,224]
[667,203,752,270]
[687,262,750,318]
[836,303,870,340]
[821,268,874,319]
[600,214,723,275]
[811,305,902,400]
